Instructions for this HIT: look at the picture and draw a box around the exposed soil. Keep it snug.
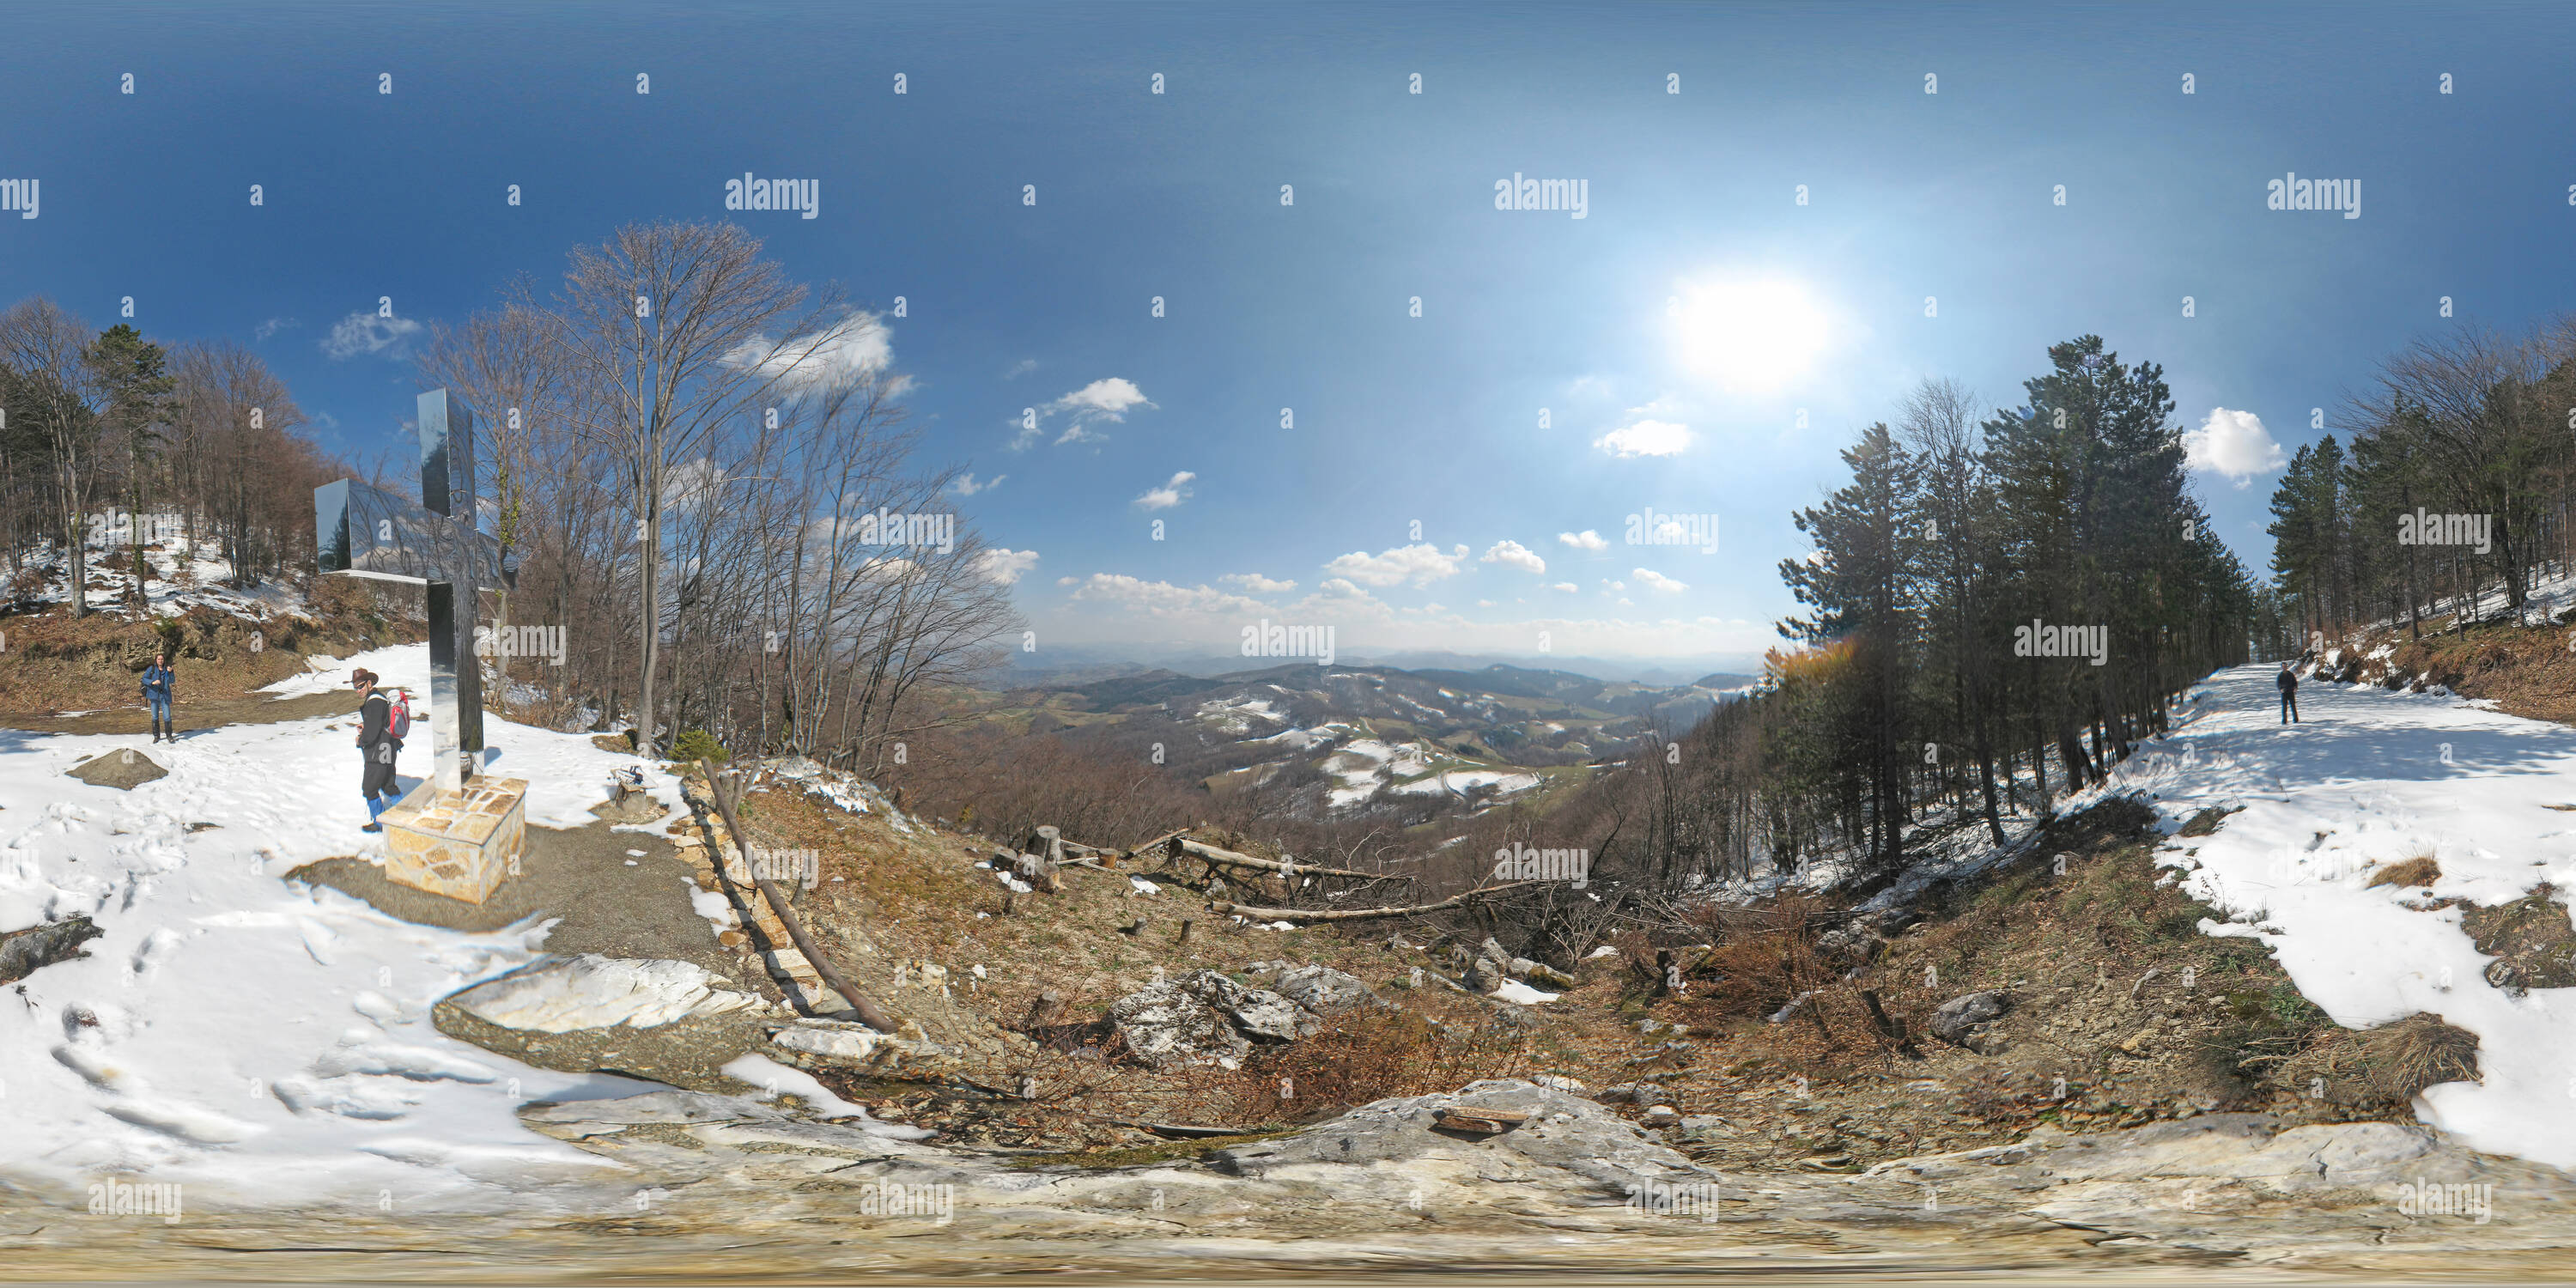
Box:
[0,593,418,727]
[2365,617,2576,726]
[64,745,169,788]
[2464,882,2576,993]
[284,819,741,981]
[662,775,2471,1171]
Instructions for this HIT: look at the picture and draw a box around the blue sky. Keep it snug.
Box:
[6,1,2569,673]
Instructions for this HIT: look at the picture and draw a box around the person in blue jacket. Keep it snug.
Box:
[141,653,175,743]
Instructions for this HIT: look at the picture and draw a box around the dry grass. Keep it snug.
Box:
[2277,1012,2481,1109]
[2367,854,2443,890]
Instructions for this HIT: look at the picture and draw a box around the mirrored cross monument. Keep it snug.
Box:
[313,389,528,905]
[313,388,505,793]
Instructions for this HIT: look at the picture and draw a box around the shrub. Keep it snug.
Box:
[670,727,730,765]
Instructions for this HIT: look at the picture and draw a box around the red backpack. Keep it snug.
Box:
[387,691,412,742]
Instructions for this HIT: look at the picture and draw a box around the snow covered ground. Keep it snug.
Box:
[2105,663,2576,1170]
[0,644,693,1212]
[16,517,309,622]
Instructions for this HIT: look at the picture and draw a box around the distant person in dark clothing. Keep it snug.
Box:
[354,668,401,830]
[141,653,174,743]
[2278,664,2300,725]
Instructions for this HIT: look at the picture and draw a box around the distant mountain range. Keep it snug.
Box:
[975,658,1758,824]
[998,641,1765,689]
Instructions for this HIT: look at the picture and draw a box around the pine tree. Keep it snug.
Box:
[1781,421,1916,875]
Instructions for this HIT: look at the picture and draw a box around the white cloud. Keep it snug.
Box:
[321,310,422,361]
[1558,530,1608,552]
[1063,573,1267,618]
[1017,377,1157,449]
[1549,582,1578,593]
[950,472,1005,496]
[1595,419,1692,458]
[254,317,297,343]
[723,311,898,396]
[1219,572,1298,594]
[2184,407,2289,487]
[1633,568,1689,593]
[1005,358,1037,380]
[1481,539,1546,574]
[1134,470,1197,510]
[977,548,1039,586]
[1323,543,1469,588]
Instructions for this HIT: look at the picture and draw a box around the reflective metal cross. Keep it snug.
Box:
[313,389,509,793]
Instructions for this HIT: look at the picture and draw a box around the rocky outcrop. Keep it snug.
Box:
[1929,990,2011,1049]
[433,955,785,1091]
[1109,969,1320,1069]
[13,1089,2576,1276]
[1247,961,1381,1014]
[0,915,104,985]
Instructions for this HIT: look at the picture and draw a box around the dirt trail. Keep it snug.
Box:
[0,689,362,736]
[285,819,740,981]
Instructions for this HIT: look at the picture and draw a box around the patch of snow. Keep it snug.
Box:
[718,1053,932,1139]
[2107,663,2576,1170]
[0,640,685,1207]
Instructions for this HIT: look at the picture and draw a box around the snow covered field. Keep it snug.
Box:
[2112,663,2576,1170]
[0,644,690,1212]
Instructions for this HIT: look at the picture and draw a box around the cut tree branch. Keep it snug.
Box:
[1210,882,1541,923]
[1170,837,1410,884]
[702,762,896,1034]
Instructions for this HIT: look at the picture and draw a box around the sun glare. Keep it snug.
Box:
[1669,278,1832,393]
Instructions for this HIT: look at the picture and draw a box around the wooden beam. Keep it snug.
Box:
[1172,837,1407,884]
[1210,882,1540,923]
[702,762,896,1035]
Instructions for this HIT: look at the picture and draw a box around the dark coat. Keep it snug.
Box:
[357,692,396,763]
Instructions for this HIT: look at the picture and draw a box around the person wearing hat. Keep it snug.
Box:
[353,668,401,830]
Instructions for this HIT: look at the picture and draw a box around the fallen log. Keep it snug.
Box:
[1121,824,1201,864]
[1210,882,1541,924]
[702,763,897,1035]
[1171,837,1408,884]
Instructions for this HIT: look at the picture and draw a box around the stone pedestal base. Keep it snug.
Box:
[380,776,528,904]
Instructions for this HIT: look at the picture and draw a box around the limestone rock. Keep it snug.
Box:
[446,955,762,1033]
[433,955,778,1091]
[1109,969,1319,1069]
[1929,990,2011,1048]
[1206,1078,1708,1195]
[0,915,104,985]
[1270,963,1380,1014]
